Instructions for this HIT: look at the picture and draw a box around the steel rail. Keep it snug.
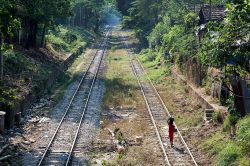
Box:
[131,58,171,166]
[65,28,111,166]
[37,28,110,166]
[121,30,198,166]
[119,33,171,166]
[136,57,198,166]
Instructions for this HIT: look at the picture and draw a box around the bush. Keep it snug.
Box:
[139,49,157,62]
[212,111,223,123]
[239,157,250,166]
[223,115,232,132]
[216,143,242,166]
[0,87,17,107]
[202,75,211,95]
[236,115,250,154]
[47,26,87,53]
[223,113,241,132]
[201,132,227,156]
[4,52,31,73]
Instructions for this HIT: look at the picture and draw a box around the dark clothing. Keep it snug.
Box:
[168,123,175,144]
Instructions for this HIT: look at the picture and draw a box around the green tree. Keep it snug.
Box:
[73,0,105,31]
[19,0,73,48]
[0,0,20,79]
[199,0,250,74]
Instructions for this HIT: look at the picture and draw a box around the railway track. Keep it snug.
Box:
[120,32,198,166]
[37,27,111,166]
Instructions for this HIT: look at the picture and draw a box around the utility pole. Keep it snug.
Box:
[209,0,212,20]
[79,6,82,27]
[0,32,3,80]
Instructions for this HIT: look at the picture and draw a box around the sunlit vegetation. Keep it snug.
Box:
[0,0,115,112]
[201,115,250,166]
[47,26,90,54]
[116,0,249,165]
[103,44,137,109]
[0,51,54,110]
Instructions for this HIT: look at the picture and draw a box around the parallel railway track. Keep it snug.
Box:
[37,27,111,166]
[120,31,198,166]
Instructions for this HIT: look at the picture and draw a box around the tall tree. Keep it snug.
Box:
[0,0,20,80]
[116,0,132,16]
[72,0,105,31]
[19,0,73,48]
[199,0,250,73]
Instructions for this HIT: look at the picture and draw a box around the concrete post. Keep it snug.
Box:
[0,111,6,134]
[15,112,22,127]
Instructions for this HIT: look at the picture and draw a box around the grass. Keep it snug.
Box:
[137,49,204,128]
[1,51,54,108]
[41,26,97,107]
[201,131,229,156]
[1,25,97,111]
[200,115,250,166]
[47,25,95,55]
[216,143,242,166]
[103,48,138,109]
[138,50,170,84]
[138,47,250,165]
[127,29,250,166]
[94,31,163,165]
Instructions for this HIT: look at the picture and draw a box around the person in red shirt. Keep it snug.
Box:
[168,117,175,147]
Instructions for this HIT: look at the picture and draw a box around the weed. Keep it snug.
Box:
[101,160,108,166]
[238,157,250,166]
[117,154,124,161]
[0,87,17,107]
[223,114,240,132]
[212,111,223,123]
[236,115,250,154]
[202,76,211,95]
[127,88,133,97]
[216,143,242,166]
[202,116,250,166]
[201,131,228,156]
[110,46,116,52]
[47,25,88,54]
[103,47,137,109]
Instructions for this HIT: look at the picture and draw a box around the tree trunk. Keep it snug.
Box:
[41,24,47,47]
[79,6,82,27]
[94,10,99,32]
[25,19,38,49]
[84,9,87,27]
[0,33,3,80]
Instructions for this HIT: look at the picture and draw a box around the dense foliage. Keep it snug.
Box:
[117,0,250,98]
[0,0,112,79]
[116,0,249,165]
[0,0,110,49]
[117,0,250,165]
[117,0,249,74]
[199,0,250,75]
[0,0,113,110]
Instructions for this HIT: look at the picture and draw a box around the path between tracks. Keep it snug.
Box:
[16,27,219,166]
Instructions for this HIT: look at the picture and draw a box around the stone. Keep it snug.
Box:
[29,139,35,143]
[39,117,50,123]
[23,141,31,145]
[135,136,143,143]
[117,145,125,154]
[100,121,104,129]
[14,132,22,136]
[28,117,40,123]
[38,145,47,149]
